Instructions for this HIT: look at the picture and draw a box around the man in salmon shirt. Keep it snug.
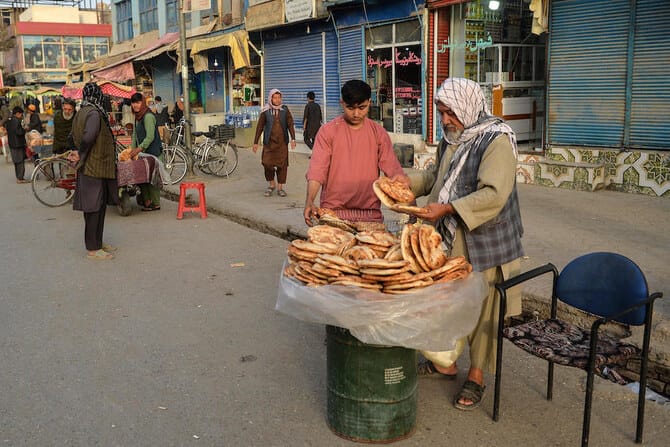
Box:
[304,79,410,225]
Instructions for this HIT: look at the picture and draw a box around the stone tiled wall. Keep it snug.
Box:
[515,148,670,197]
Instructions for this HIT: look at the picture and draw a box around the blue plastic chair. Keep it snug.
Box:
[492,252,663,447]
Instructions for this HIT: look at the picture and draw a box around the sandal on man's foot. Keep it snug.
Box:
[277,189,287,197]
[264,186,275,197]
[417,359,458,380]
[87,249,114,261]
[102,243,117,253]
[453,380,486,411]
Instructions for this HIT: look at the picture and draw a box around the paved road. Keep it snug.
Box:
[0,160,668,446]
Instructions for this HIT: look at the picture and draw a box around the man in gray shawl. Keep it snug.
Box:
[408,78,524,411]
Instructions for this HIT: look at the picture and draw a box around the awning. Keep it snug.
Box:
[91,32,180,82]
[190,29,251,74]
[61,80,137,99]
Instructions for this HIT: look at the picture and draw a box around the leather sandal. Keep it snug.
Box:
[417,359,458,380]
[264,186,275,197]
[87,249,114,261]
[453,380,487,411]
[277,189,287,197]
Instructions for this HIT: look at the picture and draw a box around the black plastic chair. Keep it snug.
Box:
[492,252,663,447]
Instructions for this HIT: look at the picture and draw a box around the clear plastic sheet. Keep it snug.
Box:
[276,263,489,351]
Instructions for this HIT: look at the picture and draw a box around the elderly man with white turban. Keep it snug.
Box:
[408,78,524,411]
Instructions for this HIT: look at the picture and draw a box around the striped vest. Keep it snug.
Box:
[447,132,524,271]
[72,105,116,179]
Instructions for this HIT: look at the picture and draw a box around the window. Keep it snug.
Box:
[365,19,423,135]
[116,0,132,42]
[43,36,63,69]
[95,37,109,58]
[140,0,158,33]
[166,0,178,32]
[64,36,82,66]
[23,35,43,69]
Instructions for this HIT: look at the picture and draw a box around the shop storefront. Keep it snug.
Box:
[365,18,423,135]
[429,0,546,147]
[327,0,425,137]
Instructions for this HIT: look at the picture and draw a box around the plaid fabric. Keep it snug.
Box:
[117,158,155,186]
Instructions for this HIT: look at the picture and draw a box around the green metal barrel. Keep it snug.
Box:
[326,325,417,443]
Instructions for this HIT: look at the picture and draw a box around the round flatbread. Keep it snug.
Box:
[418,225,447,270]
[343,245,378,262]
[410,227,430,272]
[359,265,411,276]
[400,224,422,274]
[287,244,319,260]
[376,176,415,204]
[390,203,429,215]
[427,256,469,278]
[384,279,434,290]
[291,239,338,254]
[330,280,383,290]
[311,262,343,278]
[355,231,397,248]
[372,180,396,208]
[314,257,359,275]
[384,244,403,261]
[357,258,409,269]
[362,271,413,283]
[308,225,355,246]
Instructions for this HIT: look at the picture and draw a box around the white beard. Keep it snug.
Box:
[62,111,74,120]
[444,126,463,144]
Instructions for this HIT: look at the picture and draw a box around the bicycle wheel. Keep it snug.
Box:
[32,159,75,207]
[161,146,188,184]
[207,141,239,177]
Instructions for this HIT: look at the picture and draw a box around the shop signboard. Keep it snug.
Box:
[285,0,314,23]
[246,0,285,31]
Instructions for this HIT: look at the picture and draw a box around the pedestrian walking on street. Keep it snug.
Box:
[68,82,118,261]
[407,77,524,411]
[130,92,162,211]
[302,91,322,151]
[6,106,29,183]
[253,88,296,197]
[151,95,170,144]
[52,99,76,154]
[304,79,409,224]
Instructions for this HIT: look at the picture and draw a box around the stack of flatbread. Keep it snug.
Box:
[283,223,472,294]
[373,177,427,215]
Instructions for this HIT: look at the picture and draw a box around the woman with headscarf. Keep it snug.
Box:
[129,92,162,211]
[252,88,296,197]
[407,78,524,411]
[68,82,118,260]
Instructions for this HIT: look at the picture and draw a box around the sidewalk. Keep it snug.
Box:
[163,141,670,391]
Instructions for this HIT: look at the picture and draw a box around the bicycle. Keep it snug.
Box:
[163,118,238,179]
[31,151,76,207]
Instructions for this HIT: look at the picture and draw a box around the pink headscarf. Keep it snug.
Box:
[262,88,284,112]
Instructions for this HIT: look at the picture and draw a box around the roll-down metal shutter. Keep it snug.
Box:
[548,0,630,147]
[264,34,324,126]
[629,0,670,149]
[324,30,340,123]
[338,27,364,87]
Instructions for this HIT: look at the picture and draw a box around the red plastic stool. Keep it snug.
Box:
[177,182,208,219]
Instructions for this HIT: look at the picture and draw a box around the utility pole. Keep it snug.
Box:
[179,0,194,175]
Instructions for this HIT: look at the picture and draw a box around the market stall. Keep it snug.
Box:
[276,209,488,443]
